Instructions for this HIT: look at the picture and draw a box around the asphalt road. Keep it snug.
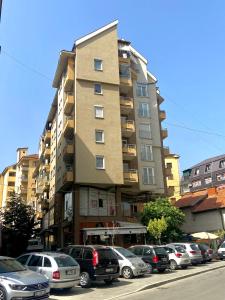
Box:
[118,267,225,300]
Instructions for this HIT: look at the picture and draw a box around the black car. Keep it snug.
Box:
[63,245,120,287]
[197,243,213,263]
[128,245,169,273]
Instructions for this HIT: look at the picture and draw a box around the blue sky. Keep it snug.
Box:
[0,0,225,172]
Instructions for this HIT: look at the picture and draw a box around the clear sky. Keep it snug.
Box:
[0,0,225,172]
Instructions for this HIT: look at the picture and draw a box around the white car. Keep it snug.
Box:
[109,246,148,279]
[164,245,191,270]
[217,241,225,259]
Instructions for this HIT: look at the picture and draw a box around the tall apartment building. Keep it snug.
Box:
[0,164,16,208]
[37,21,168,248]
[165,154,181,202]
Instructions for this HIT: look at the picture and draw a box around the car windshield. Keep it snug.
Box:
[54,255,78,267]
[0,259,26,273]
[115,247,136,258]
[190,244,199,251]
[175,246,186,253]
[220,242,225,248]
[155,247,167,255]
[98,249,117,260]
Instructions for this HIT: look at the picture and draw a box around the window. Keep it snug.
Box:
[143,247,153,256]
[139,103,150,117]
[205,177,212,185]
[137,84,148,97]
[17,255,30,265]
[205,164,211,173]
[217,173,225,181]
[96,156,105,169]
[43,257,52,267]
[194,168,200,176]
[95,130,104,143]
[141,144,153,161]
[71,248,82,259]
[94,106,104,118]
[83,249,93,260]
[28,255,42,267]
[192,180,201,187]
[130,247,143,256]
[219,160,225,168]
[142,167,155,185]
[119,64,130,78]
[94,83,102,94]
[139,123,151,139]
[94,59,103,71]
[98,198,103,208]
[9,172,16,177]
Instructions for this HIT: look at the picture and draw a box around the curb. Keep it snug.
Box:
[105,263,225,300]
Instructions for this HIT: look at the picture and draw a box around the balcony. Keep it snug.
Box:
[43,147,50,158]
[63,144,74,160]
[64,59,74,92]
[43,130,51,144]
[159,110,166,121]
[63,170,73,185]
[63,117,74,138]
[21,165,29,171]
[163,147,170,156]
[161,128,168,139]
[41,200,49,211]
[119,56,131,64]
[165,167,172,177]
[121,120,135,137]
[21,175,28,182]
[122,144,137,160]
[124,170,138,184]
[64,92,74,115]
[120,97,134,114]
[157,90,164,104]
[130,67,138,80]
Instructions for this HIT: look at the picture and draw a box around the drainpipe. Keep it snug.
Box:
[219,209,225,230]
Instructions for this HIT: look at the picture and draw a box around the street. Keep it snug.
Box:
[118,267,225,300]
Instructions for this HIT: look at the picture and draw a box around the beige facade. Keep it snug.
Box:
[0,164,16,208]
[165,154,181,201]
[38,21,168,248]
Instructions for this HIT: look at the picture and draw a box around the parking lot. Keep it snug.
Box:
[49,260,225,300]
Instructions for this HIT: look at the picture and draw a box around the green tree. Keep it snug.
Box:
[141,197,185,243]
[147,216,168,244]
[0,192,35,256]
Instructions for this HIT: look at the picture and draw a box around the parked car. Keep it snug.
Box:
[197,243,213,263]
[217,241,225,260]
[163,244,191,270]
[17,252,80,290]
[63,245,120,288]
[0,256,50,300]
[109,246,148,279]
[170,243,203,265]
[128,245,169,273]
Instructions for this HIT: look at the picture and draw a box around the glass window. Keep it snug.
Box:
[139,103,150,117]
[94,59,103,71]
[137,84,148,97]
[219,160,225,168]
[139,124,151,139]
[17,255,30,265]
[130,247,143,256]
[44,257,52,268]
[194,168,200,175]
[0,259,26,273]
[192,180,201,187]
[94,106,104,118]
[205,164,211,173]
[142,167,155,185]
[205,177,212,184]
[143,247,153,256]
[115,247,136,258]
[217,173,225,181]
[28,255,42,267]
[71,248,82,259]
[83,249,93,260]
[96,155,105,169]
[154,247,168,255]
[95,130,104,143]
[55,255,78,267]
[119,64,130,78]
[141,144,153,161]
[98,249,117,260]
[94,83,102,94]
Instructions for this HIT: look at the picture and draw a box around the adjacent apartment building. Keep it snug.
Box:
[165,153,181,202]
[36,20,169,248]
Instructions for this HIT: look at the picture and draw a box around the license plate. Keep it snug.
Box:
[162,258,167,262]
[106,268,113,272]
[34,290,46,297]
[66,269,75,275]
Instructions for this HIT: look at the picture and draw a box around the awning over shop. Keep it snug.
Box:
[82,225,147,237]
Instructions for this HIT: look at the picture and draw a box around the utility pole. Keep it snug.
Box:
[0,0,2,22]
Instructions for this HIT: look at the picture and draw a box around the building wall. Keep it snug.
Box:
[165,155,181,201]
[1,166,16,207]
[181,208,225,233]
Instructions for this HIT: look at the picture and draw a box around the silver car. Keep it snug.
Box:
[170,243,203,265]
[109,246,148,279]
[17,252,80,290]
[164,245,191,270]
[0,256,50,300]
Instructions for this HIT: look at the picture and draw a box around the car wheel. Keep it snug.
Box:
[104,279,114,285]
[80,272,91,288]
[146,263,153,274]
[181,265,188,269]
[158,268,166,273]
[170,260,178,270]
[0,287,6,300]
[122,266,134,279]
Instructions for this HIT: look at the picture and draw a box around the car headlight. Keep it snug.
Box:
[9,284,27,291]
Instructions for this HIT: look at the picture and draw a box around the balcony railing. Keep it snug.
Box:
[63,116,74,138]
[159,110,166,121]
[122,144,137,160]
[120,96,134,113]
[124,169,138,183]
[163,147,170,156]
[64,92,74,115]
[64,59,74,92]
[63,144,74,160]
[121,120,135,137]
[43,130,51,143]
[161,128,168,139]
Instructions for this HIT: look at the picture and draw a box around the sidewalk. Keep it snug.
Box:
[50,260,225,300]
